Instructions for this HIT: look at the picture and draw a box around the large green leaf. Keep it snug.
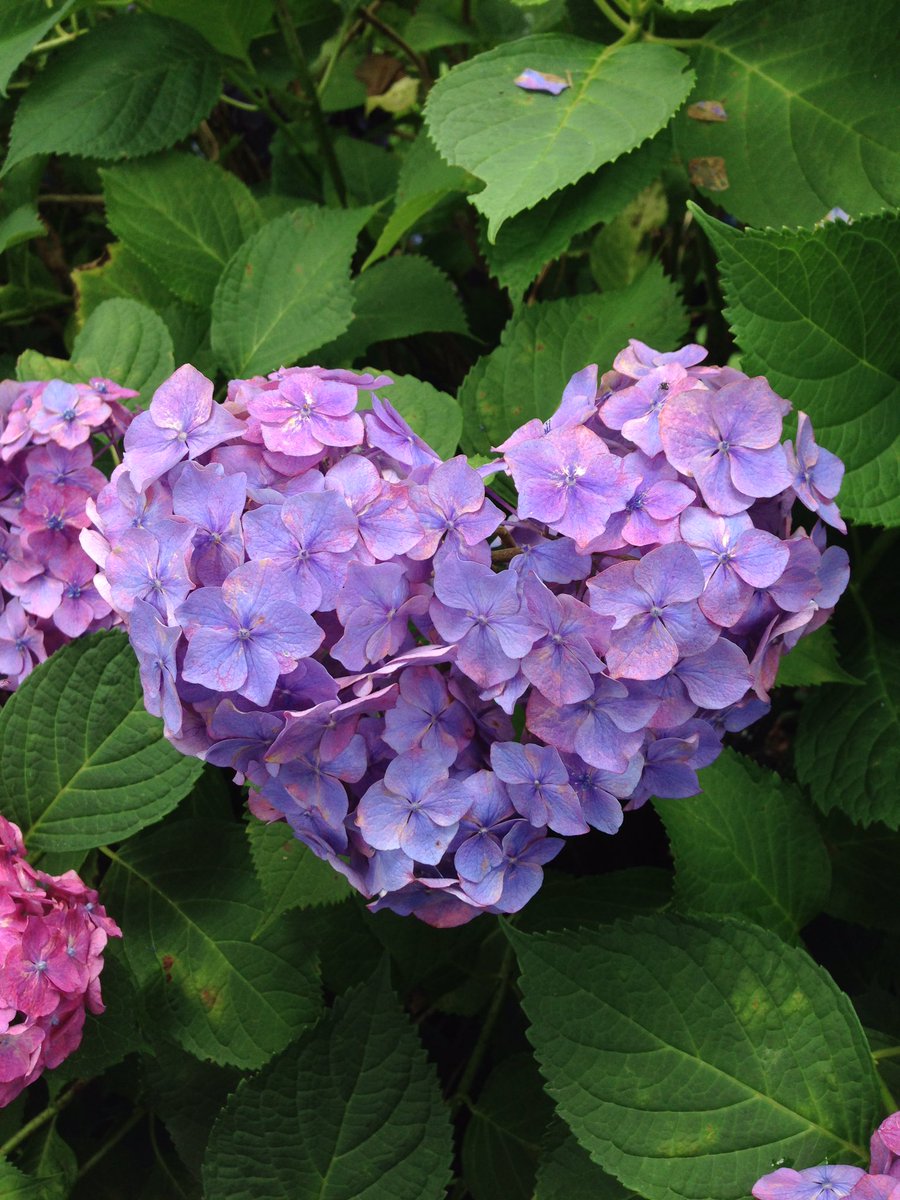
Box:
[536,1124,639,1200]
[796,634,900,829]
[361,371,463,460]
[674,0,900,227]
[70,298,174,407]
[0,0,76,96]
[247,819,352,920]
[462,1054,553,1200]
[656,749,831,940]
[142,0,274,60]
[483,135,670,298]
[103,154,263,308]
[3,14,222,174]
[322,255,469,363]
[516,868,672,935]
[141,1041,241,1177]
[694,208,900,527]
[103,818,322,1069]
[72,243,177,326]
[458,264,687,452]
[424,36,693,239]
[824,814,900,935]
[0,632,203,853]
[54,953,147,1083]
[511,914,882,1200]
[211,207,371,377]
[202,966,453,1200]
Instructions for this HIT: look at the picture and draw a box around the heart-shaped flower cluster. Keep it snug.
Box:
[0,376,134,690]
[0,816,121,1106]
[82,343,848,926]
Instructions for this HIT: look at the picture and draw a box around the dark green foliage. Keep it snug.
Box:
[0,1,895,1196]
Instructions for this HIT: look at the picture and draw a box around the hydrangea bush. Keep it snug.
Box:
[0,0,896,1196]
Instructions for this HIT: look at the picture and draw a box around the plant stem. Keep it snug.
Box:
[873,1045,900,1061]
[38,194,104,204]
[219,93,259,112]
[274,0,347,207]
[594,0,633,35]
[450,943,515,1110]
[642,32,703,46]
[30,29,87,54]
[490,546,522,563]
[75,1110,145,1181]
[0,1085,79,1158]
[358,5,432,87]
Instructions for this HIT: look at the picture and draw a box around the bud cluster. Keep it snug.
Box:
[83,343,848,925]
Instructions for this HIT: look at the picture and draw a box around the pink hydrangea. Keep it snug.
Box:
[0,815,121,1107]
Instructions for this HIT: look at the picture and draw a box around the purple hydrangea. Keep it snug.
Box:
[83,342,849,927]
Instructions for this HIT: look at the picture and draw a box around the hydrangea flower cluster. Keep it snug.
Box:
[83,344,848,926]
[753,1111,900,1198]
[0,375,135,690]
[0,816,121,1106]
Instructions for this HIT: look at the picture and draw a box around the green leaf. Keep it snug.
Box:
[511,914,882,1199]
[796,634,900,828]
[3,14,222,175]
[103,818,322,1069]
[693,208,900,527]
[202,965,453,1200]
[462,1054,553,1200]
[71,298,174,408]
[674,0,900,227]
[396,131,474,206]
[516,868,672,935]
[329,136,400,207]
[536,1123,639,1200]
[322,256,469,363]
[0,1158,49,1199]
[424,36,694,239]
[0,0,76,95]
[0,632,203,852]
[589,180,668,290]
[362,189,456,270]
[362,371,463,460]
[54,953,147,1082]
[17,1121,76,1200]
[102,154,263,308]
[142,0,274,60]
[14,350,79,383]
[656,749,831,940]
[483,135,670,298]
[247,819,351,919]
[776,626,862,688]
[141,1041,240,1176]
[458,264,687,452]
[824,814,900,935]
[211,207,371,377]
[72,243,177,326]
[0,205,44,253]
